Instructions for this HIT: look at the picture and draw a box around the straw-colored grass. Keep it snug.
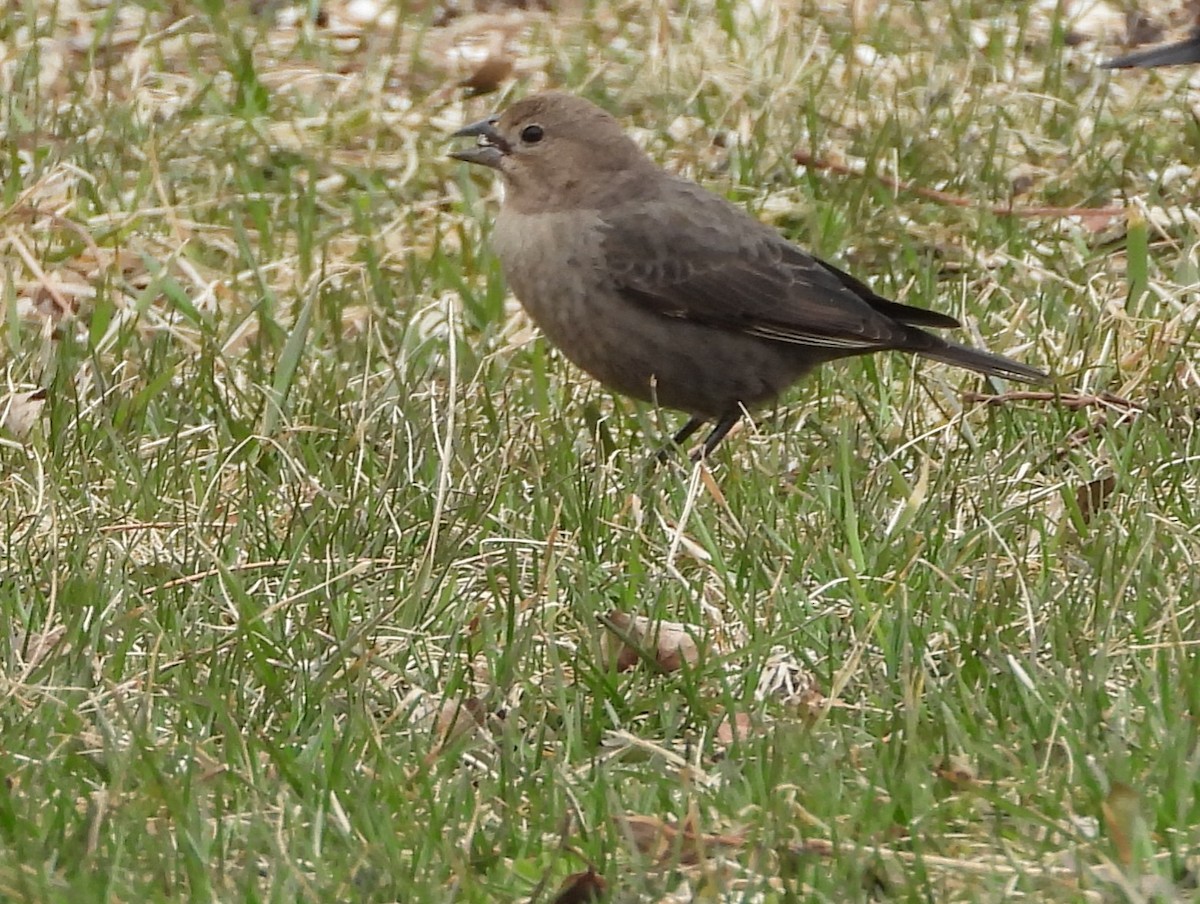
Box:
[2,1,1198,900]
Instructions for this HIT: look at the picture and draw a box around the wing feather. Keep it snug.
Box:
[600,180,947,351]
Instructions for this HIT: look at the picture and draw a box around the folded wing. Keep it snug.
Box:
[600,180,956,355]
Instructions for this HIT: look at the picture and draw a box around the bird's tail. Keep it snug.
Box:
[1101,32,1200,69]
[918,338,1048,384]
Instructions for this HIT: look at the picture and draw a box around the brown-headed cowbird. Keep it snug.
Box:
[451,92,1047,458]
[1103,25,1200,68]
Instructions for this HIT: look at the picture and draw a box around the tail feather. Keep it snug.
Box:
[1102,31,1200,69]
[917,338,1048,384]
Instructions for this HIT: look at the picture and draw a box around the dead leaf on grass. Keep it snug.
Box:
[1102,782,1150,869]
[26,282,82,332]
[935,754,977,788]
[458,51,514,95]
[340,304,372,338]
[1074,474,1117,526]
[618,813,746,867]
[19,622,67,671]
[1,389,48,440]
[426,696,486,761]
[548,867,607,904]
[427,11,532,101]
[714,711,765,748]
[602,611,701,673]
[756,647,826,716]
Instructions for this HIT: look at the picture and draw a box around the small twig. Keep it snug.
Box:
[5,233,74,315]
[142,557,397,595]
[790,837,1078,879]
[8,203,105,265]
[1061,414,1111,453]
[960,389,1147,468]
[793,151,1128,224]
[962,390,1144,411]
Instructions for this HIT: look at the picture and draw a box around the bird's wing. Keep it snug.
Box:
[600,182,956,352]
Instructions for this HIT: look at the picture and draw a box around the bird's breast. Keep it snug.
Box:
[492,209,609,340]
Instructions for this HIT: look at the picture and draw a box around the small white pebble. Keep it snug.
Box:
[666,116,703,143]
[1159,164,1192,188]
[853,43,878,66]
[345,0,387,25]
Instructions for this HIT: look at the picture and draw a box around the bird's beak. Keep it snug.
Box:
[450,116,508,169]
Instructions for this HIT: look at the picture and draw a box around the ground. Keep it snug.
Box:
[1,0,1199,901]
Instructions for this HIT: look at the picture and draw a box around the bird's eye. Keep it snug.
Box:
[521,124,544,144]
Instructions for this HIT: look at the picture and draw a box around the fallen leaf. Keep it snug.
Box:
[756,647,825,714]
[1,389,48,440]
[660,517,711,562]
[32,282,80,326]
[1075,475,1117,525]
[935,754,976,788]
[426,696,486,762]
[16,622,66,670]
[549,867,607,903]
[618,813,745,867]
[459,53,513,95]
[714,711,764,747]
[602,611,701,673]
[340,304,372,338]
[1102,782,1148,869]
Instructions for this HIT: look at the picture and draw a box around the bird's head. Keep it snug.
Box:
[450,91,653,212]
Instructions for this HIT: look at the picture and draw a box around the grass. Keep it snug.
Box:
[2,0,1199,901]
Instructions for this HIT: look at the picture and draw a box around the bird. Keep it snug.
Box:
[1102,25,1200,68]
[450,91,1047,459]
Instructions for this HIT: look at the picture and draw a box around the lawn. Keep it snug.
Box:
[1,0,1198,901]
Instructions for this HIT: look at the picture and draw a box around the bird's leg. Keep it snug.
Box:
[653,415,706,464]
[693,411,742,461]
[672,416,706,447]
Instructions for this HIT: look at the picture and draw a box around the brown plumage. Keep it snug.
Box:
[451,91,1047,458]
